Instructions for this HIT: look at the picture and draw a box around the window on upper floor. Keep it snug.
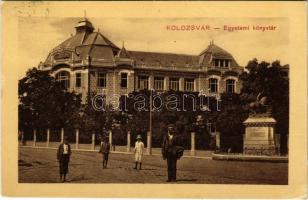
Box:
[75,72,81,88]
[97,72,106,88]
[184,78,194,91]
[120,73,128,88]
[154,76,164,90]
[209,78,218,93]
[226,79,235,94]
[169,77,179,91]
[138,75,149,90]
[213,59,230,68]
[56,71,70,89]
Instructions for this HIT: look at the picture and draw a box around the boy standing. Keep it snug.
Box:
[99,137,110,169]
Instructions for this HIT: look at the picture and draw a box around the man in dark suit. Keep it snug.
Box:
[57,136,71,182]
[162,124,183,182]
[99,136,110,169]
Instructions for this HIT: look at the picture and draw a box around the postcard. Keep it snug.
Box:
[1,1,307,198]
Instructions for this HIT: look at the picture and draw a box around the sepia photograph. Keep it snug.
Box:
[2,1,307,198]
[18,16,289,184]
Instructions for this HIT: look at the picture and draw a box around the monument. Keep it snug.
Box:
[243,92,279,155]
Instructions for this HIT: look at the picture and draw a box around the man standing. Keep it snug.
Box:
[133,135,144,170]
[57,136,71,183]
[99,136,110,169]
[162,124,183,182]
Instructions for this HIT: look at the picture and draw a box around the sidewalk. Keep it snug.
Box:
[20,141,213,159]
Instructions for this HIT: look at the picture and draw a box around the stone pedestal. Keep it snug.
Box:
[243,115,276,155]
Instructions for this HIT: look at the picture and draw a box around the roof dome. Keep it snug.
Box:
[198,41,239,67]
[43,18,120,68]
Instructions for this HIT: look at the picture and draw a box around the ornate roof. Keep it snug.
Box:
[42,19,241,72]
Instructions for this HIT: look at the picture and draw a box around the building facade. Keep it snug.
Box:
[39,18,244,103]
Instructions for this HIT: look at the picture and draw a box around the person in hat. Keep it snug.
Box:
[99,136,110,169]
[57,136,71,182]
[133,134,144,170]
[162,124,183,182]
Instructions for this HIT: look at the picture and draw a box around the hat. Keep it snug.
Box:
[136,135,142,140]
[167,124,175,129]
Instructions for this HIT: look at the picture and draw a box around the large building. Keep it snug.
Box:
[39,18,244,103]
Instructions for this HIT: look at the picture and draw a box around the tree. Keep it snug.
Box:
[240,59,289,154]
[18,68,82,135]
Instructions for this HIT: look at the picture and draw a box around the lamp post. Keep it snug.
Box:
[147,88,154,155]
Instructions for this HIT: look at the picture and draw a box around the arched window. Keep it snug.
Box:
[226,79,235,93]
[56,71,70,89]
[209,78,218,93]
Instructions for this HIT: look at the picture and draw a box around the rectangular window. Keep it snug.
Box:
[75,73,81,88]
[184,78,194,91]
[214,59,219,67]
[226,79,235,93]
[209,78,218,93]
[138,76,149,90]
[154,76,164,90]
[169,77,179,91]
[97,72,106,88]
[120,73,128,88]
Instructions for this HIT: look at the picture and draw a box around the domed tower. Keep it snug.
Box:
[39,18,122,103]
[198,41,243,94]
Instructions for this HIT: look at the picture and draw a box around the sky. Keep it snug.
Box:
[18,17,289,78]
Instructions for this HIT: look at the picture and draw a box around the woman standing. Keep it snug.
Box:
[133,135,144,170]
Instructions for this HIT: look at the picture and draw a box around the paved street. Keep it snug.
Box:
[19,147,288,184]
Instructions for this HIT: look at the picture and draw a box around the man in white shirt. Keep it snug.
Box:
[133,134,144,170]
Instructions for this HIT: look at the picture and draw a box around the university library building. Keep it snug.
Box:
[39,18,244,103]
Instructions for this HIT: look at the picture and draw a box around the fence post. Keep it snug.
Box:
[61,128,64,143]
[75,129,79,149]
[33,129,37,147]
[108,130,112,151]
[216,132,221,149]
[92,133,95,150]
[21,130,25,146]
[147,131,152,155]
[191,132,195,156]
[46,129,50,147]
[127,131,131,152]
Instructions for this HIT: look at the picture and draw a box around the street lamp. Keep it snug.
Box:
[147,88,154,155]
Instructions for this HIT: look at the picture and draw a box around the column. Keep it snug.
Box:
[75,129,79,149]
[179,77,184,91]
[60,128,64,143]
[216,132,221,149]
[91,133,95,150]
[147,131,152,155]
[46,129,50,147]
[109,130,113,151]
[33,129,37,147]
[148,74,154,90]
[127,131,131,152]
[164,77,169,91]
[190,132,196,156]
